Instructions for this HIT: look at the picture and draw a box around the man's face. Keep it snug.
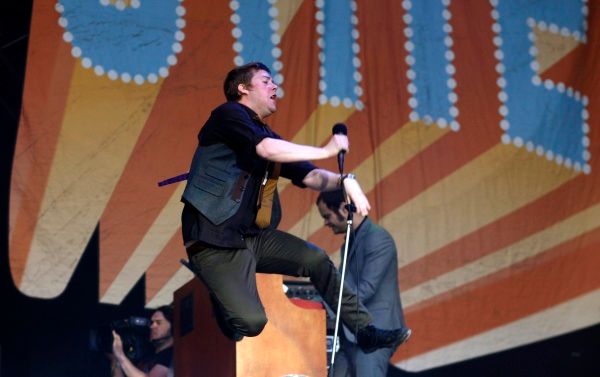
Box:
[149,311,171,342]
[239,69,278,119]
[317,200,347,234]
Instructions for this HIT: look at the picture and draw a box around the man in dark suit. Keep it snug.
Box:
[317,188,411,377]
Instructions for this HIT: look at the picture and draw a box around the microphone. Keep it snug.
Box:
[332,123,347,174]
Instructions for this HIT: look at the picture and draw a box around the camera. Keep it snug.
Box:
[89,316,153,363]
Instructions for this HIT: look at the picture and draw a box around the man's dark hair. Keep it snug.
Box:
[316,188,346,212]
[223,62,271,101]
[153,305,174,325]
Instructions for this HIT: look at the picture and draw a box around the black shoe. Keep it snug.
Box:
[209,294,243,341]
[356,325,412,354]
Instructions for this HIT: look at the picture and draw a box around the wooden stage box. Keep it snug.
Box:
[173,274,327,377]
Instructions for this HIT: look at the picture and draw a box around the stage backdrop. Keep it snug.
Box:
[9,0,599,372]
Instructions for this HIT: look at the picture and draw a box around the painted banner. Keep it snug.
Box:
[9,0,599,371]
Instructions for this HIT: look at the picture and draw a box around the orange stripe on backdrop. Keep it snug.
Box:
[145,228,187,303]
[399,0,600,290]
[269,0,319,140]
[98,1,234,302]
[306,0,503,252]
[9,1,75,286]
[399,172,600,291]
[399,157,600,291]
[392,225,600,362]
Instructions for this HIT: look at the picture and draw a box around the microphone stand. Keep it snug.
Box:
[328,187,355,375]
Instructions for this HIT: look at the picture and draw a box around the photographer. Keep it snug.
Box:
[110,306,174,377]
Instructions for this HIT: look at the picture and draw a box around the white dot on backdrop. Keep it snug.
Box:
[448,92,457,103]
[513,137,524,148]
[63,31,74,42]
[148,74,158,83]
[497,77,506,88]
[526,141,534,151]
[274,73,283,85]
[449,106,459,117]
[536,145,544,156]
[71,46,82,58]
[319,80,327,92]
[408,97,418,109]
[134,74,145,85]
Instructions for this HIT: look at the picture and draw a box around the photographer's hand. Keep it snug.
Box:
[112,331,126,359]
[112,330,147,377]
[111,330,170,377]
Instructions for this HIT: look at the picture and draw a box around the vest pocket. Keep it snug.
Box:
[192,166,228,197]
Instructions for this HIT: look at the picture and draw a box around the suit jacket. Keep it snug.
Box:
[340,217,405,343]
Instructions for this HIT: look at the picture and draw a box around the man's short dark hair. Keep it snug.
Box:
[316,188,346,212]
[153,305,174,325]
[223,62,271,101]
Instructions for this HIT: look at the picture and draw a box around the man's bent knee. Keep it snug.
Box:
[231,313,267,337]
[304,249,332,272]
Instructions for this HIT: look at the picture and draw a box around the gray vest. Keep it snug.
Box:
[182,143,251,225]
